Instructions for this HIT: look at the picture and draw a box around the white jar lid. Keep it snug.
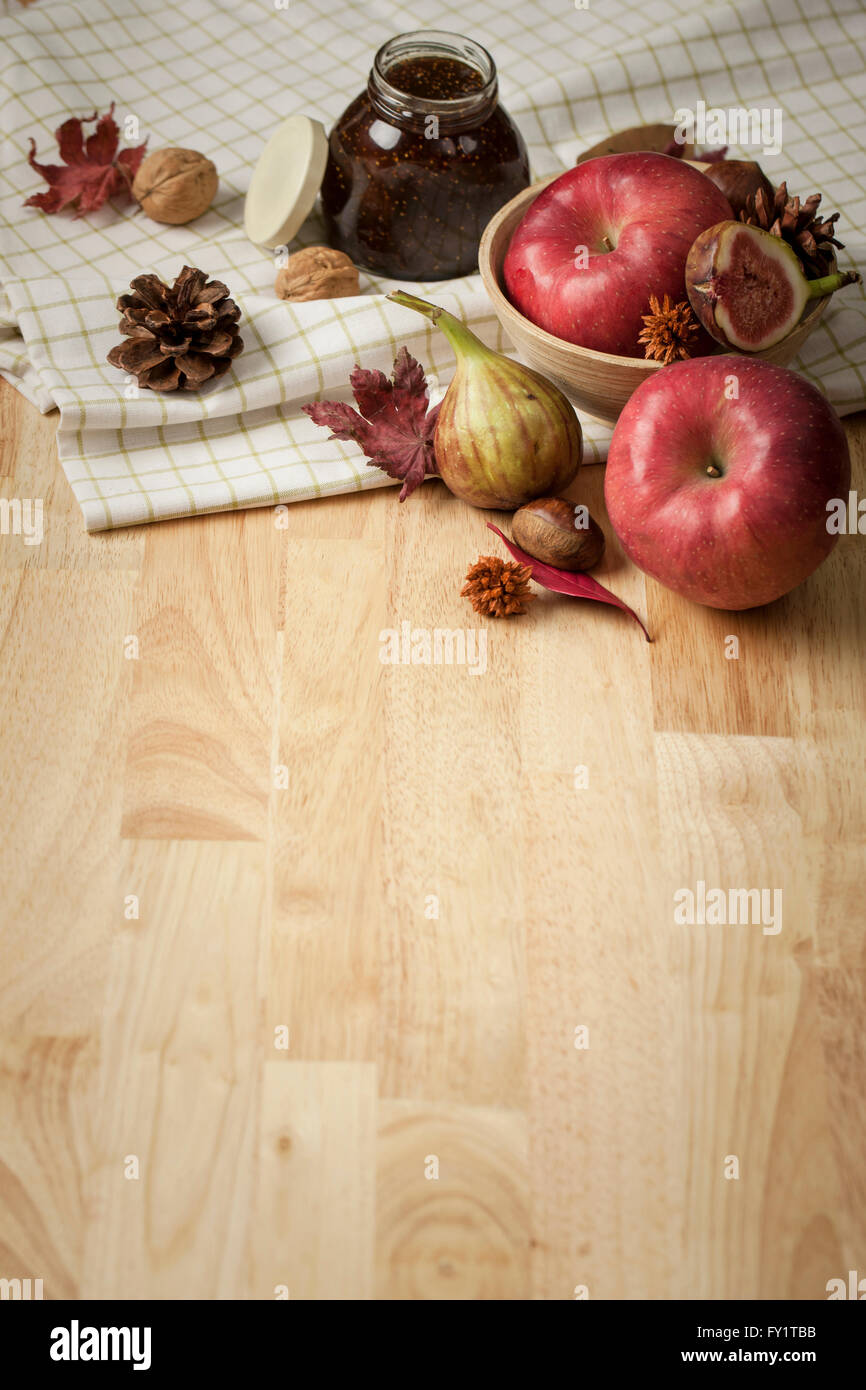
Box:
[244,114,329,249]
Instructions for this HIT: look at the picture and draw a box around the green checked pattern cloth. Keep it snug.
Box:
[0,0,865,530]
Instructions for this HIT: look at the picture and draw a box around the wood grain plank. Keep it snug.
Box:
[378,482,527,1105]
[0,568,134,1031]
[121,510,282,840]
[516,499,674,1300]
[0,1036,95,1300]
[656,732,841,1299]
[815,966,866,1275]
[268,539,385,1060]
[273,484,390,542]
[81,841,266,1299]
[244,1062,376,1300]
[0,382,15,479]
[376,1101,529,1299]
[762,963,846,1300]
[0,565,134,1298]
[649,597,804,736]
[0,384,143,571]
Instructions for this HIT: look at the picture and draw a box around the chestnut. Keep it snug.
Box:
[511,497,605,571]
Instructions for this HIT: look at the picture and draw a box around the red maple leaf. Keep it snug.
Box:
[303,346,439,501]
[24,103,147,217]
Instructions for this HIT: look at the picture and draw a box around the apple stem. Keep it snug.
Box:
[706,463,722,477]
[806,268,861,299]
[601,235,614,252]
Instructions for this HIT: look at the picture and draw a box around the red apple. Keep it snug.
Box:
[503,153,732,357]
[604,357,850,609]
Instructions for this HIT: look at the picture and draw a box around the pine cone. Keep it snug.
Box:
[740,182,844,277]
[461,555,535,617]
[107,264,243,391]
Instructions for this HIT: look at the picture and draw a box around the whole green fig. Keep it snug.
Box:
[389,291,581,510]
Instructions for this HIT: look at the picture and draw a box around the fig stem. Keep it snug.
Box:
[388,290,488,359]
[806,268,862,299]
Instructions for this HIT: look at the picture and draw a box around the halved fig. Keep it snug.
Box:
[685,220,860,352]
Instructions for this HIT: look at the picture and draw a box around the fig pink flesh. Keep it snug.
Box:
[715,227,797,346]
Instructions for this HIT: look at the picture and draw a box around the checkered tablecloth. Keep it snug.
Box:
[1,0,864,529]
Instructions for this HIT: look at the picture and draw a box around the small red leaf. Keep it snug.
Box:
[24,103,147,217]
[56,115,88,166]
[486,523,651,641]
[303,346,439,501]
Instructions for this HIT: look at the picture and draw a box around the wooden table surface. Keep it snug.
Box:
[1,377,863,1301]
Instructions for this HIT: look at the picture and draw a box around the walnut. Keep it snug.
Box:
[132,147,218,225]
[275,246,359,301]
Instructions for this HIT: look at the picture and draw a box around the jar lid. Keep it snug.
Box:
[244,115,329,249]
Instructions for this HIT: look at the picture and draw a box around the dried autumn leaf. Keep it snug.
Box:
[24,103,147,217]
[487,523,651,641]
[662,139,729,163]
[303,346,439,501]
[577,123,691,162]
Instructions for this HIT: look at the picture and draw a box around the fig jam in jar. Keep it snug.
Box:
[321,30,530,280]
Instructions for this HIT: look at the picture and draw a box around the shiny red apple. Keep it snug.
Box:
[503,152,732,357]
[604,357,850,609]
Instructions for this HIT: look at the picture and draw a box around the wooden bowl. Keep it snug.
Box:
[478,174,829,426]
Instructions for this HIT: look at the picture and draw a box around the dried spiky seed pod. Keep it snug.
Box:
[132,147,218,225]
[638,294,700,364]
[461,555,535,617]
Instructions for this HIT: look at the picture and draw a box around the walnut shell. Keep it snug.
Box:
[274,246,359,302]
[132,147,218,225]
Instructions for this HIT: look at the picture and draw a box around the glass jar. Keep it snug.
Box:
[320,30,530,281]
